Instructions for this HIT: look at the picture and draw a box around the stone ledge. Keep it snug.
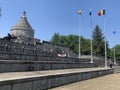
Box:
[0,68,113,90]
[0,60,97,73]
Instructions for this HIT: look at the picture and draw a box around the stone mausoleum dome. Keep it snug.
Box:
[10,11,35,43]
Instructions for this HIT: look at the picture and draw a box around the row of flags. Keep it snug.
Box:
[77,9,105,16]
[77,9,116,35]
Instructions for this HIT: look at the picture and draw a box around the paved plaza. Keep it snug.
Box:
[50,73,120,90]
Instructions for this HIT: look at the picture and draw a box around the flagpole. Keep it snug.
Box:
[78,14,81,58]
[104,12,107,68]
[90,9,93,63]
[114,46,116,65]
[0,7,2,18]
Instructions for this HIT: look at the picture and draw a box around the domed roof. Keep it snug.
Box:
[11,11,33,30]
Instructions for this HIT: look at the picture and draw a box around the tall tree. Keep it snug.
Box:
[50,33,60,45]
[92,25,106,56]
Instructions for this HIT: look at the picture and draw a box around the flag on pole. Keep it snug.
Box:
[98,9,105,16]
[89,11,92,15]
[77,10,82,15]
[89,9,92,15]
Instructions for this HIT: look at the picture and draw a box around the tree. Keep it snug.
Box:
[50,33,91,55]
[66,35,79,54]
[81,37,90,55]
[50,33,61,45]
[92,25,109,56]
[110,45,120,61]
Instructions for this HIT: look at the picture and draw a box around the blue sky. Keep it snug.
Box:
[0,0,119,48]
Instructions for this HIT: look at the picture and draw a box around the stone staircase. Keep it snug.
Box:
[0,66,113,90]
[0,57,114,90]
[0,40,114,90]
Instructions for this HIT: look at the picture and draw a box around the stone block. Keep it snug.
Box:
[39,77,49,89]
[43,63,51,70]
[11,63,21,72]
[86,72,92,79]
[50,77,60,88]
[33,64,40,71]
[0,85,11,90]
[59,75,69,85]
[0,64,11,72]
[12,82,32,90]
[32,80,41,90]
[68,75,76,83]
[76,73,83,81]
[20,64,26,71]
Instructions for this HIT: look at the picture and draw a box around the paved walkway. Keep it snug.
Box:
[50,73,120,90]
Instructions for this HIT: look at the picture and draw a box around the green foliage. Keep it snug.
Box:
[109,45,120,61]
[50,25,111,57]
[81,37,91,55]
[92,25,109,56]
[50,33,90,55]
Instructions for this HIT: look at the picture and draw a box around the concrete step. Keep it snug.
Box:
[0,68,113,90]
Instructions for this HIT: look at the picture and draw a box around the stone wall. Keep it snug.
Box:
[0,40,77,60]
[0,60,97,73]
[113,66,120,73]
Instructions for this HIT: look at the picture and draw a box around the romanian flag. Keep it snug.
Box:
[98,9,105,16]
[77,10,82,15]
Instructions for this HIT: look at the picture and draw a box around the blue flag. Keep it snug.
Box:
[89,11,92,15]
[113,31,116,34]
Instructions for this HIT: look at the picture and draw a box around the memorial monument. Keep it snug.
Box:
[0,11,114,90]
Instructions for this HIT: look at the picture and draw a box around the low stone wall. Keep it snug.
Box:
[113,66,120,73]
[0,68,113,90]
[0,53,89,62]
[0,60,97,73]
[0,40,77,59]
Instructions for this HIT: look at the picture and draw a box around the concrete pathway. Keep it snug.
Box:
[50,73,120,90]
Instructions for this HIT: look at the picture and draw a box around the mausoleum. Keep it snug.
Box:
[10,11,40,43]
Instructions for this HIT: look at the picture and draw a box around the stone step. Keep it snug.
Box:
[0,68,113,90]
[0,60,98,73]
